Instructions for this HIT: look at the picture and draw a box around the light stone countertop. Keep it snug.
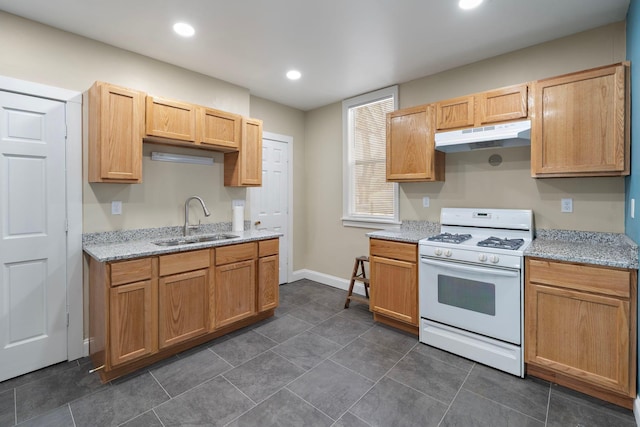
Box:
[365,221,638,270]
[83,223,282,263]
[525,229,638,270]
[366,220,440,243]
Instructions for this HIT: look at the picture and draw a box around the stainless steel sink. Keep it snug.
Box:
[153,234,239,246]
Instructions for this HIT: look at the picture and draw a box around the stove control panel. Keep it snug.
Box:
[419,245,523,269]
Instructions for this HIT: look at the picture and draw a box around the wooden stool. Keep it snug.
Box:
[344,256,370,308]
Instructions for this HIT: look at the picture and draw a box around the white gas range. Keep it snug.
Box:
[418,208,534,377]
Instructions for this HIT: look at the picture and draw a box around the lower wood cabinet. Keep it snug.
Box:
[109,278,157,367]
[369,238,418,334]
[159,269,210,349]
[89,238,279,382]
[215,259,257,328]
[258,239,280,312]
[158,250,211,348]
[525,257,637,408]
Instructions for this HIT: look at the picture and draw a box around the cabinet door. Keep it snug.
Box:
[525,282,631,395]
[158,269,210,349]
[215,260,256,328]
[88,82,144,183]
[109,280,157,367]
[477,84,528,125]
[146,96,196,142]
[386,104,445,182]
[197,107,242,151]
[435,95,474,130]
[531,64,629,177]
[224,117,263,186]
[370,255,417,326]
[258,254,279,312]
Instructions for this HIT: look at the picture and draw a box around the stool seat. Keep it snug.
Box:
[344,256,370,309]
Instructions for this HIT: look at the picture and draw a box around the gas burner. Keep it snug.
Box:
[477,237,525,250]
[427,233,473,244]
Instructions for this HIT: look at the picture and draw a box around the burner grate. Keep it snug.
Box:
[427,233,472,244]
[477,236,524,250]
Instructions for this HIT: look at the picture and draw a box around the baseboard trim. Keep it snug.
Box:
[291,269,367,296]
[634,395,640,426]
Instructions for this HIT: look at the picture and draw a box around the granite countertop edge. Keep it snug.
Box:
[366,222,639,270]
[83,223,282,263]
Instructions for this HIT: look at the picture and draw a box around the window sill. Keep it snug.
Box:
[341,218,402,230]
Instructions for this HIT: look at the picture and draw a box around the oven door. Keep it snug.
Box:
[419,256,521,344]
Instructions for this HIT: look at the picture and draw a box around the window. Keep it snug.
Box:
[342,86,399,228]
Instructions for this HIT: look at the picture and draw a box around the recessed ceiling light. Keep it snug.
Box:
[459,0,483,10]
[173,22,195,37]
[286,70,302,80]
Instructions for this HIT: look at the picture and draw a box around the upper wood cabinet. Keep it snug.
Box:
[435,83,528,131]
[224,117,263,186]
[530,63,630,177]
[146,96,197,142]
[88,82,145,183]
[386,104,445,182]
[197,107,242,151]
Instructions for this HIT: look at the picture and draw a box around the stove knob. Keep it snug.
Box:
[444,249,452,257]
[490,255,499,263]
[434,248,442,256]
[478,254,487,262]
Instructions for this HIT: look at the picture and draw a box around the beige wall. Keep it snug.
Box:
[0,10,628,283]
[0,11,254,233]
[303,21,627,280]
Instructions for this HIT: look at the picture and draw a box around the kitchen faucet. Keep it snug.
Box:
[184,196,211,236]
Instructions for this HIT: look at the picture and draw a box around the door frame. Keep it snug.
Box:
[249,131,293,284]
[0,75,83,361]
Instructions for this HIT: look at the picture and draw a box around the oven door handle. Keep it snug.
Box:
[420,257,520,277]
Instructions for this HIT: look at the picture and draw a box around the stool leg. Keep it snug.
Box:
[360,260,369,298]
[344,258,360,309]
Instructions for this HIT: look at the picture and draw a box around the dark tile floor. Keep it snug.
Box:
[0,279,637,426]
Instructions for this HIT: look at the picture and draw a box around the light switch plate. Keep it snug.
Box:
[422,196,430,208]
[561,198,573,213]
[111,201,122,215]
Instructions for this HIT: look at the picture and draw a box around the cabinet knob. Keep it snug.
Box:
[254,221,261,226]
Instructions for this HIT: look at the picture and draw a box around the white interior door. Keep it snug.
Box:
[0,90,68,382]
[251,135,290,284]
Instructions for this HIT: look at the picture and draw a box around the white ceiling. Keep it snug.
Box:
[0,0,630,111]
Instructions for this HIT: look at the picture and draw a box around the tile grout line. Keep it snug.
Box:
[68,403,77,427]
[152,408,167,427]
[331,338,422,422]
[284,386,342,423]
[544,382,551,427]
[437,362,475,426]
[463,387,548,425]
[148,369,172,399]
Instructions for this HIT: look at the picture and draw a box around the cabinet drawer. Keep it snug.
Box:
[110,258,153,287]
[259,239,279,257]
[216,242,257,265]
[527,258,631,298]
[159,249,210,277]
[370,239,417,263]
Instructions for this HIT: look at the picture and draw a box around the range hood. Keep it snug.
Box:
[435,120,531,153]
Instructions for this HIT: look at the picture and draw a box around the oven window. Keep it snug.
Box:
[437,275,495,316]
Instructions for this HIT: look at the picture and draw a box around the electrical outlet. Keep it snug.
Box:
[422,197,430,208]
[111,201,122,215]
[561,198,573,213]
